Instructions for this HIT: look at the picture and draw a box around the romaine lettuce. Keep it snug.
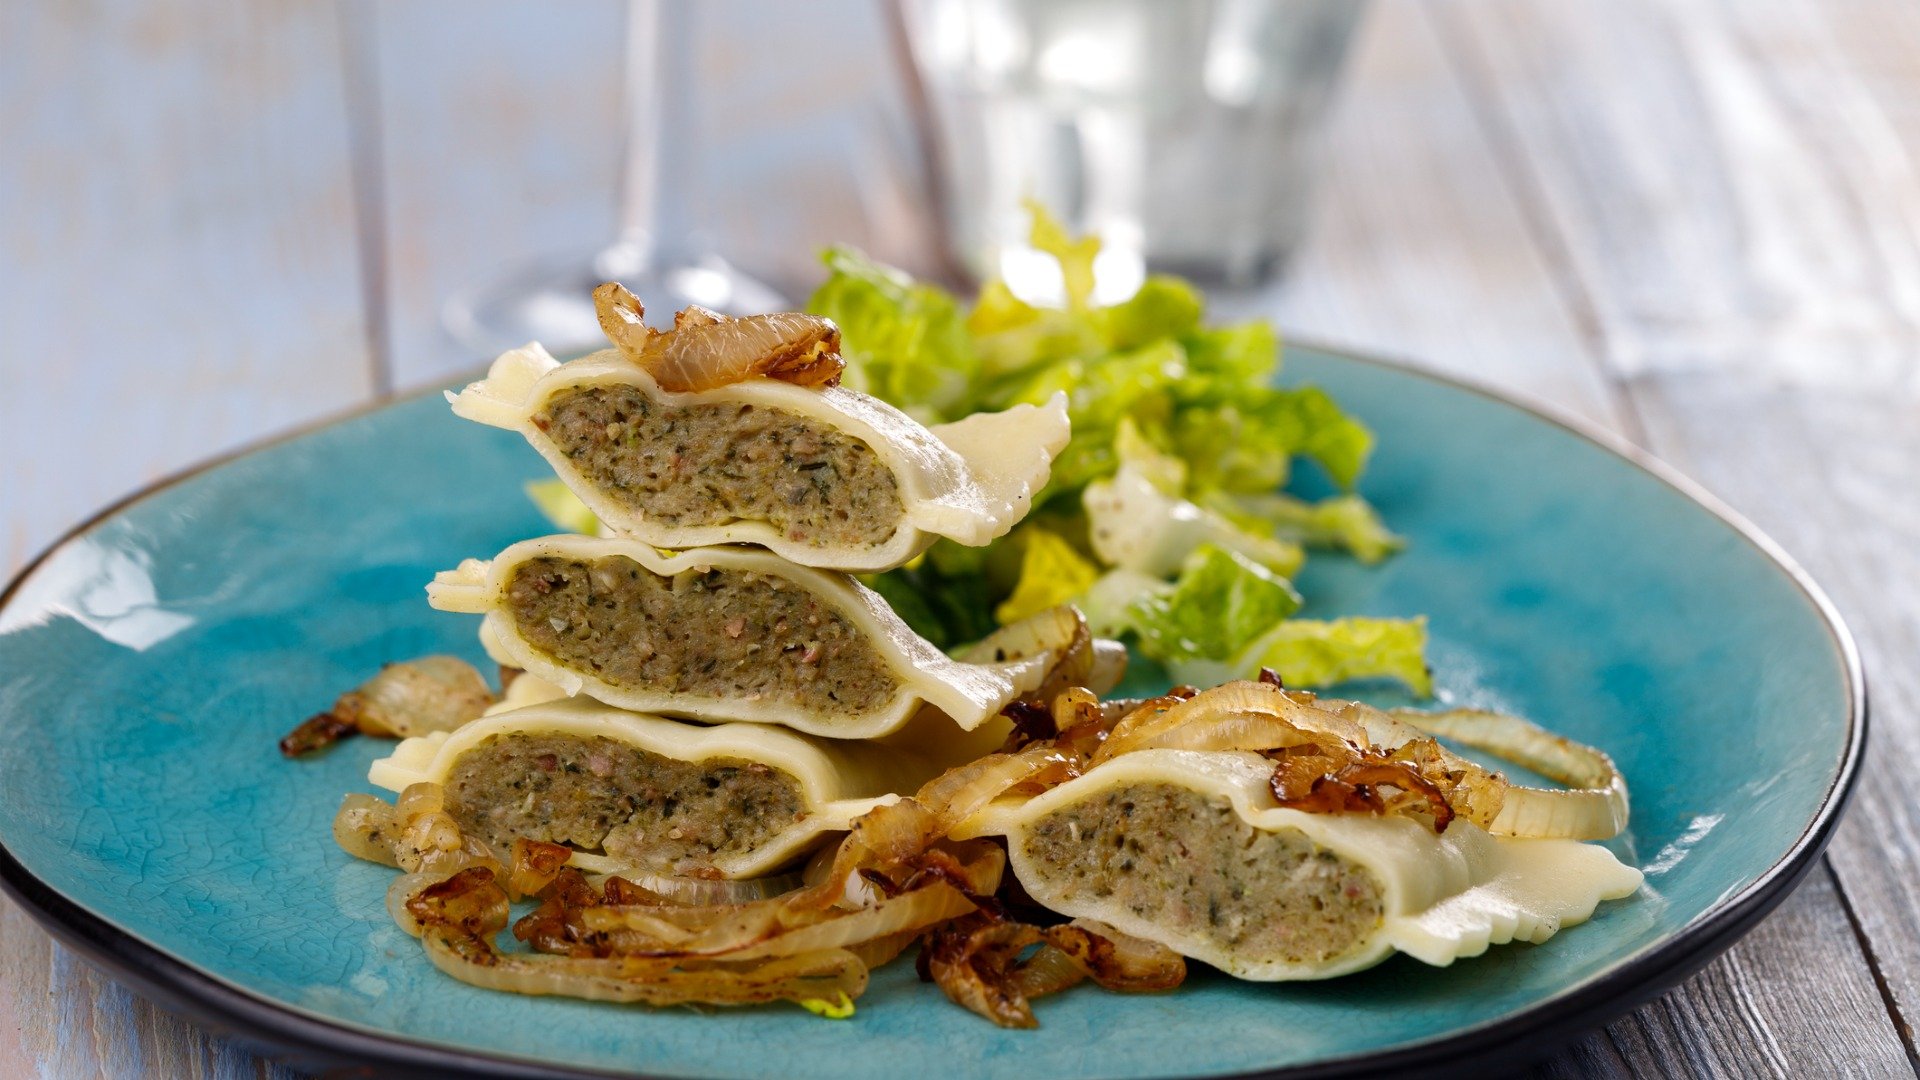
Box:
[1126,545,1302,664]
[804,206,1429,693]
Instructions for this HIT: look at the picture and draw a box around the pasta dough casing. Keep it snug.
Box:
[371,697,945,879]
[958,749,1643,980]
[448,343,1070,572]
[429,536,1055,738]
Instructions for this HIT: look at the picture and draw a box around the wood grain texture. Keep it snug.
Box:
[1426,0,1920,1069]
[1260,1,1622,428]
[0,0,375,1074]
[1281,2,1914,1074]
[0,0,377,577]
[1435,0,1920,390]
[1626,375,1920,1061]
[1526,865,1911,1078]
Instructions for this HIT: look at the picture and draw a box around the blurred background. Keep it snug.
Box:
[2,0,1918,1076]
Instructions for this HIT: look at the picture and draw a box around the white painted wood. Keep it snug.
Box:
[0,0,378,578]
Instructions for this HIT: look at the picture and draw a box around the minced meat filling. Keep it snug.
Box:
[505,555,898,717]
[1021,783,1384,967]
[537,385,904,548]
[444,732,807,874]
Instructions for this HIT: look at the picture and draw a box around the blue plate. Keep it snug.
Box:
[0,347,1862,1078]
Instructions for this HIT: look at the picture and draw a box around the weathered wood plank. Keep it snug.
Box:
[0,0,377,1074]
[1625,374,1920,1061]
[367,0,942,391]
[1285,2,1915,1074]
[1528,864,1913,1078]
[1433,0,1920,1068]
[1435,0,1920,388]
[0,0,378,578]
[1267,1,1621,428]
[0,902,300,1079]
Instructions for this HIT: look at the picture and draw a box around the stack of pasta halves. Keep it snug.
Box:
[316,285,1642,1027]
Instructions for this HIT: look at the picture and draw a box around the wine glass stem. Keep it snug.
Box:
[619,0,697,263]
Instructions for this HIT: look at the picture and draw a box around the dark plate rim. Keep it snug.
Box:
[0,343,1867,1080]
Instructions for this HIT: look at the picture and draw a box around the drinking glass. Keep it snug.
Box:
[443,0,784,357]
[893,0,1368,298]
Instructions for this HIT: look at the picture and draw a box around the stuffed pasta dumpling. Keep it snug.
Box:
[371,697,945,879]
[448,342,1069,572]
[957,749,1642,980]
[428,535,1063,739]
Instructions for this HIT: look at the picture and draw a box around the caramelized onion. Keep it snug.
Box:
[604,870,805,906]
[1004,942,1088,1001]
[957,606,1088,672]
[922,912,1185,1028]
[921,913,1047,1028]
[334,793,401,867]
[1094,680,1366,764]
[1390,707,1629,840]
[1272,756,1456,832]
[1047,918,1186,992]
[727,883,974,960]
[422,926,870,1007]
[406,866,511,937]
[284,656,496,756]
[332,784,500,877]
[593,282,844,392]
[915,744,1077,830]
[507,838,573,900]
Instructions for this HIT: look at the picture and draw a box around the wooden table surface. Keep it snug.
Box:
[3,1,1916,1076]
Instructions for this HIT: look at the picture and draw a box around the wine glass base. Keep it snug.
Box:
[442,242,788,358]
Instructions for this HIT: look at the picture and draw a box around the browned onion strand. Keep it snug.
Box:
[365,780,1010,1012]
[421,925,871,1007]
[608,870,805,906]
[920,910,1186,1029]
[913,745,1077,831]
[1386,706,1629,840]
[920,913,1048,1028]
[283,656,497,757]
[333,785,501,877]
[1055,919,1186,992]
[1004,943,1088,1002]
[279,711,357,757]
[507,838,573,900]
[591,282,844,392]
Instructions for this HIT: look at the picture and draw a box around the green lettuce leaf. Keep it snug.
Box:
[809,208,1406,675]
[1127,545,1302,664]
[1215,492,1405,564]
[1083,463,1305,579]
[1178,616,1431,695]
[807,247,978,421]
[1025,198,1100,310]
[859,557,1000,652]
[1098,275,1203,350]
[995,526,1101,624]
[1262,386,1374,491]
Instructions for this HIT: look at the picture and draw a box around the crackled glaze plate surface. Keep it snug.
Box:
[0,347,1862,1078]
